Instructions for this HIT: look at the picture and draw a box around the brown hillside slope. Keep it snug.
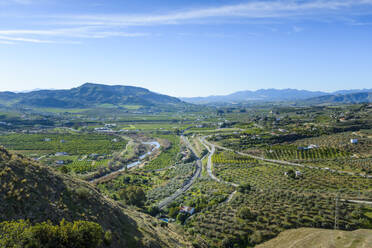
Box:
[0,147,191,248]
[256,228,372,248]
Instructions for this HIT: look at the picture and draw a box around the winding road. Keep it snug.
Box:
[200,137,239,203]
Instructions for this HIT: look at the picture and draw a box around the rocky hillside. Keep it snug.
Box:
[0,146,191,248]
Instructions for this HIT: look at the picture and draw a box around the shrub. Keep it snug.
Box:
[0,219,109,248]
[237,207,255,220]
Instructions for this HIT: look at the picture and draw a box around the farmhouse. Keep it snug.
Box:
[180,206,195,215]
[298,144,318,150]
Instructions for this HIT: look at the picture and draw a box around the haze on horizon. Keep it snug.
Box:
[1,0,372,97]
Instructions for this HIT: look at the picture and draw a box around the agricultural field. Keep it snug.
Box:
[213,150,258,165]
[188,136,208,158]
[171,177,235,213]
[186,190,372,247]
[265,145,349,161]
[214,162,372,199]
[0,103,371,247]
[143,134,182,170]
[0,133,127,156]
[97,162,196,207]
[147,163,196,205]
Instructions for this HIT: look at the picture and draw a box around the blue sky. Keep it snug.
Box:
[0,0,371,97]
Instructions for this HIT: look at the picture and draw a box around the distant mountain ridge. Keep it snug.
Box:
[181,88,372,104]
[302,91,372,105]
[0,83,188,110]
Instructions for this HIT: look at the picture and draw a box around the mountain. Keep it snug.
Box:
[0,147,191,247]
[256,228,372,248]
[181,88,372,105]
[0,83,189,111]
[181,89,328,104]
[302,92,372,105]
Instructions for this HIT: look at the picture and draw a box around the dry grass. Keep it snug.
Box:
[256,228,372,248]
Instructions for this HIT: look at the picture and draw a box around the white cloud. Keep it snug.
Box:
[1,0,372,44]
[0,28,148,38]
[0,35,53,43]
[58,0,372,26]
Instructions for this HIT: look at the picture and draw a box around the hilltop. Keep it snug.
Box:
[256,228,372,248]
[0,83,191,112]
[0,146,191,248]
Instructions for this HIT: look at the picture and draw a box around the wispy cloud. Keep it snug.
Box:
[1,0,372,44]
[57,0,372,26]
[0,27,149,44]
[0,35,53,43]
[0,28,149,38]
[0,0,35,5]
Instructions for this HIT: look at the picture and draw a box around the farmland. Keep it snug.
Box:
[0,103,371,247]
[0,133,127,156]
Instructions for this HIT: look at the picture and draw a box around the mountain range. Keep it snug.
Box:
[181,88,372,104]
[0,84,371,111]
[0,83,188,111]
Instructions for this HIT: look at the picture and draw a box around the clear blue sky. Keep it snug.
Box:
[0,0,371,97]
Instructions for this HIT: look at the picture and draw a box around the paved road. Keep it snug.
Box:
[201,137,239,187]
[157,136,202,209]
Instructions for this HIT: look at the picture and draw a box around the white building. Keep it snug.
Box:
[350,139,358,144]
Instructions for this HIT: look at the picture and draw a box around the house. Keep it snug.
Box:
[44,138,51,142]
[105,123,117,128]
[55,160,65,165]
[180,206,195,215]
[55,152,68,156]
[112,138,118,142]
[350,139,358,144]
[295,171,302,178]
[307,144,319,149]
[60,139,66,143]
[298,144,318,150]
